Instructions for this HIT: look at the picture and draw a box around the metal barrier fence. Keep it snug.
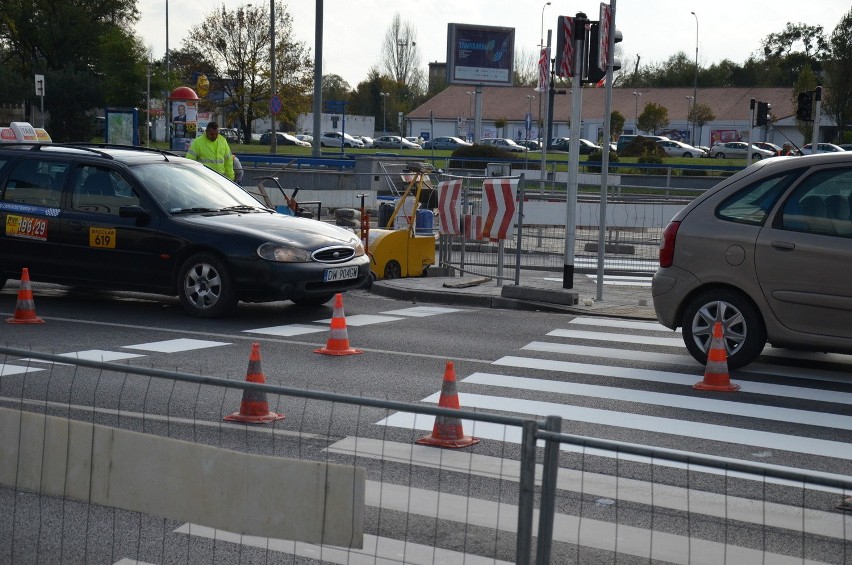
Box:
[2,346,849,564]
[435,169,695,282]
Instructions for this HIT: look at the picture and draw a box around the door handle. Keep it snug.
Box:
[770,241,795,250]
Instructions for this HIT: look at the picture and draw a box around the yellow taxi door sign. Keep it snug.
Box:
[89,227,116,248]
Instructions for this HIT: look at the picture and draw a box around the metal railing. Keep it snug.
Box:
[2,346,849,564]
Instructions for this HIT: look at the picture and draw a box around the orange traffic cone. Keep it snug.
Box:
[314,293,362,356]
[224,343,285,424]
[416,361,480,449]
[7,268,44,324]
[693,321,740,392]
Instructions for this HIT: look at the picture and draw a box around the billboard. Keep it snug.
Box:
[447,23,514,86]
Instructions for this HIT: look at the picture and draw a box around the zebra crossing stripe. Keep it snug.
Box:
[493,356,852,405]
[376,412,849,492]
[326,437,849,540]
[419,392,852,459]
[461,372,852,430]
[569,317,672,331]
[0,363,43,376]
[548,328,684,347]
[174,523,512,565]
[523,341,852,385]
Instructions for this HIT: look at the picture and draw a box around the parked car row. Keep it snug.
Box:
[258,132,311,147]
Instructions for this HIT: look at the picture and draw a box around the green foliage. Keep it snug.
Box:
[448,144,512,169]
[823,8,852,143]
[585,149,618,173]
[182,2,313,137]
[494,117,508,137]
[637,102,669,135]
[609,111,625,141]
[0,0,143,139]
[620,136,665,158]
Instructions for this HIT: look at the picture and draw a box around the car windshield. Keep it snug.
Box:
[132,161,267,213]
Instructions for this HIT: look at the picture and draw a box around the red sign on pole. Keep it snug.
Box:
[437,180,463,235]
[598,3,612,73]
[481,178,518,241]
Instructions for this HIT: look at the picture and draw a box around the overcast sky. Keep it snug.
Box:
[136,1,850,88]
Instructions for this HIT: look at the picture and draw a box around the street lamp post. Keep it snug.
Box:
[632,91,642,132]
[691,11,698,146]
[539,2,551,141]
[379,92,389,134]
[685,95,694,142]
[526,94,535,142]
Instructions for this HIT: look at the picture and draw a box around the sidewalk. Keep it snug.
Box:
[369,269,657,320]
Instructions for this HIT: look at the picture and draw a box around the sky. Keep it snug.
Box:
[135,1,851,88]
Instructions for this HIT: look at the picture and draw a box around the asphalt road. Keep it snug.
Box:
[1,283,850,564]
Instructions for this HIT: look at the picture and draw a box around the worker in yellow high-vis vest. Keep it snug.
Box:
[186,121,235,181]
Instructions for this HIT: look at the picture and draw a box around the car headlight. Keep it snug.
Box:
[349,237,365,257]
[257,242,312,262]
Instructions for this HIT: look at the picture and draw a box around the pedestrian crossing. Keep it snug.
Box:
[318,315,851,564]
[5,305,465,365]
[5,309,849,563]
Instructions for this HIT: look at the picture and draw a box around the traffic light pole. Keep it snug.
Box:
[746,98,755,168]
[811,86,822,153]
[595,0,617,302]
[563,12,587,290]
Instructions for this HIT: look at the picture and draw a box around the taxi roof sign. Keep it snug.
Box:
[0,122,51,143]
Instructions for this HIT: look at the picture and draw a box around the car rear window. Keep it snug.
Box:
[716,170,803,225]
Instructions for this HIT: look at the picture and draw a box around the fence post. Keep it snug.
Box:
[514,174,525,286]
[535,415,562,565]
[515,420,538,565]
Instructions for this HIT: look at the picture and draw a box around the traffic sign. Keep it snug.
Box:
[269,94,282,115]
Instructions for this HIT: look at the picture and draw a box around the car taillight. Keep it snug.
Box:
[659,221,681,268]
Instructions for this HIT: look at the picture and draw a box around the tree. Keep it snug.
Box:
[513,47,538,86]
[688,103,715,147]
[823,8,852,143]
[637,102,669,135]
[494,117,508,138]
[182,2,312,143]
[349,70,397,134]
[0,0,145,140]
[609,111,625,141]
[380,13,424,95]
[322,74,352,104]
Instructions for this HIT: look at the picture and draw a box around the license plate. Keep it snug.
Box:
[323,266,359,282]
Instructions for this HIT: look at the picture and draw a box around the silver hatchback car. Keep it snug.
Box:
[653,151,852,368]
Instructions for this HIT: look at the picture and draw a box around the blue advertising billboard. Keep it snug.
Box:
[446,23,515,86]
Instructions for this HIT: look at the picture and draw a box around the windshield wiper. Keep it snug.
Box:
[170,207,219,215]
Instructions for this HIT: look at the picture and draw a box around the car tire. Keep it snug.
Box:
[680,288,766,369]
[715,153,725,159]
[292,294,335,307]
[177,253,237,318]
[683,152,693,158]
[752,154,763,160]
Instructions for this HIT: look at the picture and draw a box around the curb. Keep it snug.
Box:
[368,281,657,319]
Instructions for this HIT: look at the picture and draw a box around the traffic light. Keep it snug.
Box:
[586,21,622,85]
[797,91,813,121]
[756,101,771,126]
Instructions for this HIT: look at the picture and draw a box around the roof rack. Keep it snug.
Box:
[65,143,177,161]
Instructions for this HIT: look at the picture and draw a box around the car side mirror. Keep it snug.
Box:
[119,205,151,225]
